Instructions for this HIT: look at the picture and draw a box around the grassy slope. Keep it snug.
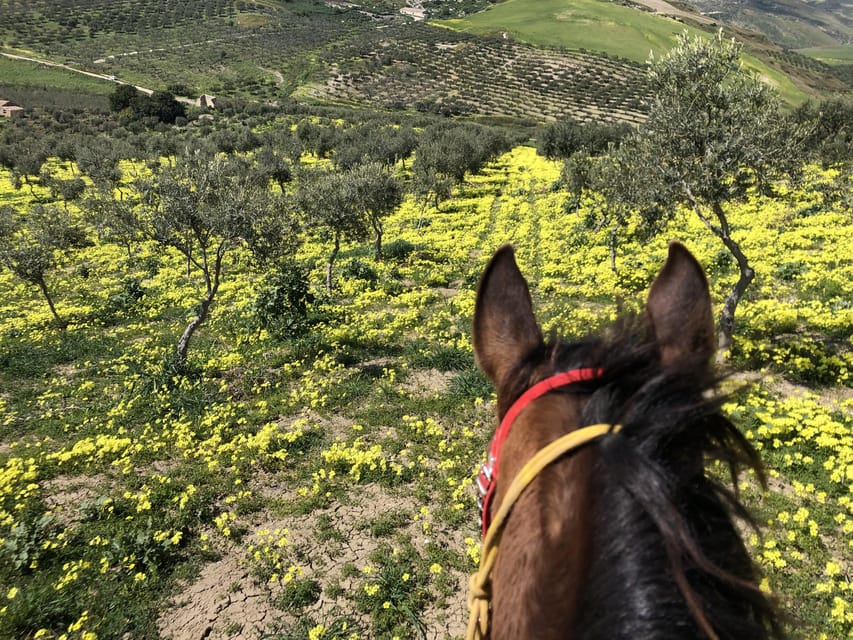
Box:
[435,0,808,104]
[0,55,115,94]
[437,0,705,62]
[799,45,853,65]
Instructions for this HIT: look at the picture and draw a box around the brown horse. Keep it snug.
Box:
[469,243,785,640]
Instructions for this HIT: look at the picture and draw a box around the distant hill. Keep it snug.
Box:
[0,0,848,124]
[686,0,852,50]
[684,0,853,87]
[436,0,850,100]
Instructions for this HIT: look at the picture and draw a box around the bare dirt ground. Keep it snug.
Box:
[158,481,468,639]
[629,0,717,25]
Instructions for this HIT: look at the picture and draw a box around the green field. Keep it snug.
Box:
[436,0,808,104]
[741,53,810,106]
[799,44,853,65]
[0,55,115,94]
[436,0,708,62]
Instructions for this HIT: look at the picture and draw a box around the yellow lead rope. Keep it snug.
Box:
[466,423,622,640]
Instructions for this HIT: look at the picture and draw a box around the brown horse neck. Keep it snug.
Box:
[489,396,595,640]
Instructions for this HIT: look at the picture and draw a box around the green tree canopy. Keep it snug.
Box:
[135,150,299,368]
[346,161,404,261]
[297,167,368,293]
[597,31,797,352]
[0,204,91,328]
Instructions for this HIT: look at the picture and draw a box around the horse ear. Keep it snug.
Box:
[474,245,543,385]
[646,242,715,369]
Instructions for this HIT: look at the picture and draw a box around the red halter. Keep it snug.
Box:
[476,368,602,537]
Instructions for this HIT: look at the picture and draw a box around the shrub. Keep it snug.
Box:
[341,258,378,285]
[252,263,314,339]
[383,239,415,262]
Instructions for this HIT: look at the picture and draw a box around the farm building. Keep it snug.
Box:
[198,94,217,109]
[400,7,429,19]
[0,99,24,117]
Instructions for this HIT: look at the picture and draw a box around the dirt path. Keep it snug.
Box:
[158,482,468,639]
[629,0,717,25]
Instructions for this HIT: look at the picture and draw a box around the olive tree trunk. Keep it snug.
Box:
[688,194,755,354]
[176,247,223,368]
[37,276,67,329]
[710,201,754,353]
[326,232,340,294]
[372,217,383,261]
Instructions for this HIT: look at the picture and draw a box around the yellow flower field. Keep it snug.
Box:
[0,146,850,638]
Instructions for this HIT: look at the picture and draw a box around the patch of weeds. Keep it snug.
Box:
[448,369,492,399]
[234,493,266,516]
[423,541,468,601]
[224,621,243,635]
[326,371,375,408]
[315,513,346,543]
[407,343,473,371]
[341,562,360,579]
[272,492,332,517]
[354,541,429,639]
[268,615,361,639]
[274,577,321,613]
[384,239,416,262]
[433,503,469,529]
[362,509,410,538]
[325,581,345,599]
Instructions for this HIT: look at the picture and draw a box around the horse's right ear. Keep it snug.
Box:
[474,245,543,385]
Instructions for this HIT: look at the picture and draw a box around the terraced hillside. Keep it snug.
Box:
[0,0,238,56]
[0,0,846,122]
[304,23,649,123]
[0,0,373,101]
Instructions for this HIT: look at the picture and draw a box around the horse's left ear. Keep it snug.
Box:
[474,245,544,386]
[646,242,715,369]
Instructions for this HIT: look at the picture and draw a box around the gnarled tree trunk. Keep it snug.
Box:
[175,248,223,369]
[685,192,755,354]
[712,201,754,353]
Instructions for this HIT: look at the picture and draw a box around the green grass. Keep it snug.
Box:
[798,44,853,66]
[0,55,116,94]
[435,0,708,63]
[742,53,809,107]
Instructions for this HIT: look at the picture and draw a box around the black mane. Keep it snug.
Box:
[504,317,786,640]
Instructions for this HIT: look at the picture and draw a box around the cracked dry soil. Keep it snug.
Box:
[159,478,468,640]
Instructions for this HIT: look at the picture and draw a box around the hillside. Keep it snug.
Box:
[0,4,851,639]
[0,0,848,126]
[686,0,853,86]
[688,0,853,50]
[0,144,850,639]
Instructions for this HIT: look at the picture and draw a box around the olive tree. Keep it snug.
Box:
[297,168,368,294]
[136,150,299,369]
[599,31,797,352]
[0,204,90,328]
[347,161,404,261]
